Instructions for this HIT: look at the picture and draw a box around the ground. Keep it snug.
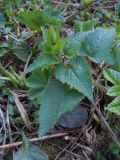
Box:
[0,0,120,160]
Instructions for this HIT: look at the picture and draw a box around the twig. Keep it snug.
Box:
[64,11,78,22]
[75,143,93,153]
[92,101,120,149]
[24,52,33,72]
[0,132,68,150]
[52,1,80,7]
[55,141,72,160]
[93,81,107,93]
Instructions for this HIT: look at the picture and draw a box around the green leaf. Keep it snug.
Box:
[12,41,31,62]
[26,70,49,100]
[0,13,5,26]
[18,8,63,30]
[4,0,20,4]
[115,0,120,13]
[4,0,16,3]
[107,86,120,96]
[18,10,44,30]
[64,28,115,62]
[25,54,58,73]
[0,45,8,57]
[43,0,51,6]
[80,28,115,64]
[14,135,48,160]
[39,80,84,135]
[26,70,48,88]
[113,44,120,72]
[55,56,93,100]
[40,26,65,55]
[64,32,89,58]
[103,69,120,85]
[74,19,98,32]
[84,0,92,4]
[107,96,120,115]
[43,7,63,26]
[28,88,44,100]
[0,79,5,86]
[115,24,120,40]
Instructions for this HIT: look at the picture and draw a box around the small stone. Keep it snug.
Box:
[58,105,88,129]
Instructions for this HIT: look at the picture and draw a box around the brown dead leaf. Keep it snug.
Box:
[11,91,31,131]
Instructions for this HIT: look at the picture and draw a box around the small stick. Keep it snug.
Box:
[52,1,80,7]
[92,101,120,149]
[24,52,33,73]
[0,132,68,150]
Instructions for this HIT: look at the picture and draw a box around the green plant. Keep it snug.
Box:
[96,152,106,160]
[74,19,98,32]
[1,2,120,159]
[109,142,120,159]
[103,68,120,115]
[0,36,31,61]
[0,63,25,88]
[24,25,120,136]
[17,7,63,30]
[84,0,92,4]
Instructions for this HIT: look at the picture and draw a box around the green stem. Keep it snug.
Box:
[0,63,19,86]
[0,76,11,81]
[9,66,21,81]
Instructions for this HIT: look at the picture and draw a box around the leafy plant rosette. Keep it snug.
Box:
[103,68,120,115]
[24,24,119,136]
[1,4,119,137]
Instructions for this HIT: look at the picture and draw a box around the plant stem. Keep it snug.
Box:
[0,63,19,86]
[0,76,10,81]
[94,81,107,93]
[24,51,33,73]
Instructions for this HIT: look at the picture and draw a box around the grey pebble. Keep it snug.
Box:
[58,105,88,129]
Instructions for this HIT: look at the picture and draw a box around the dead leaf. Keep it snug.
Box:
[12,91,31,131]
